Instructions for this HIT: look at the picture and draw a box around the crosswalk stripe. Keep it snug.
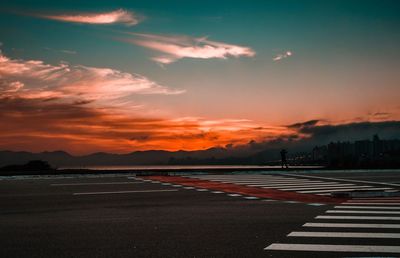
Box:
[342,202,400,205]
[316,215,400,220]
[279,184,362,191]
[326,210,400,215]
[264,243,400,253]
[303,222,400,228]
[298,187,392,194]
[255,183,352,188]
[220,179,313,184]
[288,231,400,238]
[335,205,400,210]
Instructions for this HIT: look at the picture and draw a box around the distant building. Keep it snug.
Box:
[312,135,400,168]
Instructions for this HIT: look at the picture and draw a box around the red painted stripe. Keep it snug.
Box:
[144,176,347,204]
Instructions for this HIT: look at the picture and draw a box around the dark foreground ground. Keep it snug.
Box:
[1,170,400,257]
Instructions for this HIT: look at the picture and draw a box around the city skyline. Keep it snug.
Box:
[1,0,400,154]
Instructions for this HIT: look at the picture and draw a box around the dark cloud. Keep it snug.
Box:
[287,119,320,129]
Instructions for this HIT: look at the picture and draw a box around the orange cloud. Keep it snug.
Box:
[123,33,256,64]
[41,9,139,26]
[0,97,294,154]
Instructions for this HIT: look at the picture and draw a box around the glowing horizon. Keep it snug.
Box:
[1,1,400,154]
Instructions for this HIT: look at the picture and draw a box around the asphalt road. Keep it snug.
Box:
[1,170,400,258]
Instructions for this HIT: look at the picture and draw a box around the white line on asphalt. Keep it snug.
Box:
[183,187,195,189]
[73,189,178,195]
[316,215,400,220]
[212,191,224,194]
[288,231,400,238]
[264,243,400,253]
[244,196,259,200]
[303,222,400,228]
[278,184,361,191]
[335,205,400,210]
[220,180,313,184]
[196,189,208,191]
[327,210,400,214]
[228,194,242,197]
[51,182,143,186]
[249,182,340,187]
[342,202,400,205]
[284,173,400,187]
[298,187,392,194]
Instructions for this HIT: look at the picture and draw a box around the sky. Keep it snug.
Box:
[1,0,400,154]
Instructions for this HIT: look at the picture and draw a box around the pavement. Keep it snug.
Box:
[1,170,400,257]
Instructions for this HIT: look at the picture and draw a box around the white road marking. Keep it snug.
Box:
[244,196,259,200]
[250,182,342,187]
[51,182,143,186]
[221,179,313,184]
[326,210,400,215]
[212,191,224,194]
[265,243,400,253]
[183,187,195,189]
[73,189,178,195]
[289,231,400,238]
[196,189,208,192]
[298,187,392,194]
[303,222,400,229]
[227,194,242,197]
[335,205,400,210]
[316,215,400,220]
[284,173,400,187]
[279,184,360,191]
[342,202,400,205]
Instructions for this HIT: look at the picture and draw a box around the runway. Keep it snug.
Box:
[1,170,400,257]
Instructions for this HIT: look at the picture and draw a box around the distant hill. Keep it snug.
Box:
[0,147,264,167]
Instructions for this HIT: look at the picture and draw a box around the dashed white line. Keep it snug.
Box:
[51,182,143,186]
[73,189,178,195]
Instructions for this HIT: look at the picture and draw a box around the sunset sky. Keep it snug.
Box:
[1,0,400,154]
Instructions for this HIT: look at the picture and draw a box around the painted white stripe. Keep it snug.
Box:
[244,196,259,200]
[298,187,392,194]
[353,197,400,200]
[183,187,195,189]
[284,173,400,187]
[264,243,400,253]
[316,215,400,220]
[51,182,143,186]
[303,222,400,228]
[249,182,337,187]
[289,231,400,238]
[220,179,313,184]
[196,189,208,192]
[347,200,400,203]
[73,189,178,195]
[335,205,400,210]
[327,210,400,214]
[171,185,182,187]
[279,184,361,191]
[212,191,224,194]
[228,194,242,197]
[342,202,400,205]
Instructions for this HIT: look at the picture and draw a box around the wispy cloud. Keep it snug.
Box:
[273,50,293,61]
[122,33,255,65]
[44,47,77,55]
[0,50,184,107]
[40,9,139,26]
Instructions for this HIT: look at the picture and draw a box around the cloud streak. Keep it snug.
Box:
[123,33,255,64]
[0,50,184,107]
[273,51,292,61]
[41,9,139,26]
